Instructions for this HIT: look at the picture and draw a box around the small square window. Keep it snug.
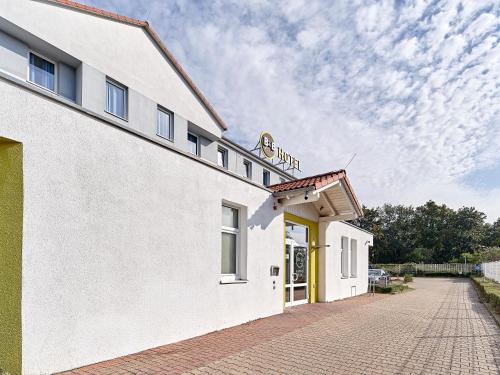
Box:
[157,107,173,141]
[218,147,228,169]
[106,79,127,119]
[263,170,271,186]
[188,133,199,156]
[28,52,55,92]
[222,205,239,229]
[243,160,252,179]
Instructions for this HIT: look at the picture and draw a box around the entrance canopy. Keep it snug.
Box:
[269,170,363,222]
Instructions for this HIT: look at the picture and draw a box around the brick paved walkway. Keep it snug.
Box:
[59,278,499,374]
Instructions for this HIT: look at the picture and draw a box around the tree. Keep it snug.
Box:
[485,219,500,247]
[413,201,454,263]
[356,201,496,264]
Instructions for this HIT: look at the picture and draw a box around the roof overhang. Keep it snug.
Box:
[270,170,363,222]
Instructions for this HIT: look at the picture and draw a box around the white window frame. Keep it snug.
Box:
[341,236,349,278]
[243,160,252,179]
[217,147,228,169]
[156,106,174,141]
[263,169,271,186]
[187,132,199,156]
[27,51,57,93]
[221,203,240,282]
[350,239,357,278]
[105,78,128,120]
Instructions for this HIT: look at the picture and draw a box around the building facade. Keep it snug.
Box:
[0,1,373,374]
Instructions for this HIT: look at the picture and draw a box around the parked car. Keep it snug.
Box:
[368,269,390,284]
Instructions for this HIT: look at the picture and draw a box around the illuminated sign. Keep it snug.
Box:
[258,131,301,171]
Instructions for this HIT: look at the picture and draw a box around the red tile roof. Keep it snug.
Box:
[50,0,228,130]
[269,169,347,193]
[269,170,363,217]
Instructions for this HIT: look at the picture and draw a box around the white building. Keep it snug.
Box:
[0,1,373,374]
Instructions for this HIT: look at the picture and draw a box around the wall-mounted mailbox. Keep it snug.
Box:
[270,265,280,276]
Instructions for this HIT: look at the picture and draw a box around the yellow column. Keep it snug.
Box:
[0,138,23,375]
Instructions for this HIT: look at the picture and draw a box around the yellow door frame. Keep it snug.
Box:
[283,212,319,306]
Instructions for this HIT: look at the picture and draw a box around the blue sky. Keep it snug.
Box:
[82,0,499,221]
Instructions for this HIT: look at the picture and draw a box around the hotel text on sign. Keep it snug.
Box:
[259,131,301,171]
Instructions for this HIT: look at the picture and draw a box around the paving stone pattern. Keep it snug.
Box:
[59,278,499,375]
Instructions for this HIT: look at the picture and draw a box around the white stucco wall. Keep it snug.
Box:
[285,204,319,223]
[318,221,372,302]
[0,80,284,374]
[0,0,223,137]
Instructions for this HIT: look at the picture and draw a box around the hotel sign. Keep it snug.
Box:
[258,131,301,171]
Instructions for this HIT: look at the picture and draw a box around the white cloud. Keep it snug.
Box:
[395,37,419,61]
[84,0,500,221]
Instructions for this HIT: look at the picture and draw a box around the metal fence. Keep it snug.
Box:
[373,263,477,275]
[482,261,500,283]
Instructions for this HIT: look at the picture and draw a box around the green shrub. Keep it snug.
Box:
[403,273,414,283]
[420,272,471,277]
[375,284,410,294]
[471,276,500,313]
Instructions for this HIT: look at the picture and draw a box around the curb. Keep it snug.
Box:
[470,279,500,328]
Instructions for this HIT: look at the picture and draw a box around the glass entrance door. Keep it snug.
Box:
[285,222,309,306]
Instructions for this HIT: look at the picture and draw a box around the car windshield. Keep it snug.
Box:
[369,270,382,276]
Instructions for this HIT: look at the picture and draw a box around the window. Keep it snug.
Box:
[187,133,199,156]
[263,169,271,186]
[28,52,55,92]
[106,79,127,119]
[221,205,239,277]
[350,239,357,277]
[217,147,228,169]
[156,107,173,141]
[279,177,286,183]
[243,160,252,179]
[341,236,349,278]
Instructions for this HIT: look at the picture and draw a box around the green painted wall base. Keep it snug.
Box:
[0,137,22,375]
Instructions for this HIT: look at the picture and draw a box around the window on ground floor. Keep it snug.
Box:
[350,239,357,277]
[341,236,349,278]
[222,204,239,277]
[221,202,247,282]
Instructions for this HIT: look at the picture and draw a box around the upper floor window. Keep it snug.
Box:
[341,236,349,278]
[28,52,55,92]
[106,78,127,119]
[263,169,271,186]
[157,107,173,141]
[187,133,199,156]
[243,160,252,179]
[279,177,286,183]
[218,147,228,169]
